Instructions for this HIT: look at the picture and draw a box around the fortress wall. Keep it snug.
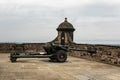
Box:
[0,43,45,53]
[69,44,120,66]
[0,43,120,66]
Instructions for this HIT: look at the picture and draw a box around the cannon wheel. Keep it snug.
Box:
[56,50,67,62]
[10,53,17,62]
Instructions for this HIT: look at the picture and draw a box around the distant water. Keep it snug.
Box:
[75,40,120,46]
[0,40,120,46]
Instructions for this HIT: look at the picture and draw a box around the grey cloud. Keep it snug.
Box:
[79,4,120,17]
[0,2,120,44]
[63,3,120,18]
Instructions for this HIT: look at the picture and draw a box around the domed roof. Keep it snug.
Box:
[57,18,75,31]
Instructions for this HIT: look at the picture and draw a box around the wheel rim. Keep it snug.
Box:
[56,50,67,62]
[59,53,65,59]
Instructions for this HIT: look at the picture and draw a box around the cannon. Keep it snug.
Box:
[10,43,97,63]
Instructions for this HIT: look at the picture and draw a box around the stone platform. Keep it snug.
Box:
[0,53,120,80]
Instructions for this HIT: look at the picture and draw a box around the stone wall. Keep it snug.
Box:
[0,43,120,66]
[0,43,45,53]
[69,44,120,66]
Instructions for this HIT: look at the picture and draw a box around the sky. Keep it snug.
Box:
[0,0,120,44]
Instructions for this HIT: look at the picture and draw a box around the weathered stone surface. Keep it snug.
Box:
[0,43,45,53]
[69,44,120,66]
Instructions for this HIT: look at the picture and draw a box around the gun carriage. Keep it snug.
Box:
[10,43,97,62]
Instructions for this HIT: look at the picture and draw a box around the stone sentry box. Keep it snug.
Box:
[52,18,75,45]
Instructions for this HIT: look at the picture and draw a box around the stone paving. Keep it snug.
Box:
[0,53,120,80]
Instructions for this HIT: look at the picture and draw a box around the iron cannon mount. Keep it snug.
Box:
[10,43,97,63]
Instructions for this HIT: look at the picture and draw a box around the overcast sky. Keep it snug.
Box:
[0,0,120,44]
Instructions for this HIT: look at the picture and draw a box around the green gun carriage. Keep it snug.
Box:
[10,43,97,63]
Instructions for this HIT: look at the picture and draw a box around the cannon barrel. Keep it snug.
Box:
[45,43,97,54]
[68,47,97,53]
[69,48,88,51]
[44,44,97,53]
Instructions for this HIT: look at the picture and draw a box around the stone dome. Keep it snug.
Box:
[57,18,75,31]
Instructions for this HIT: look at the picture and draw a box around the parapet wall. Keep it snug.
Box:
[0,43,120,66]
[0,43,45,53]
[69,44,120,66]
